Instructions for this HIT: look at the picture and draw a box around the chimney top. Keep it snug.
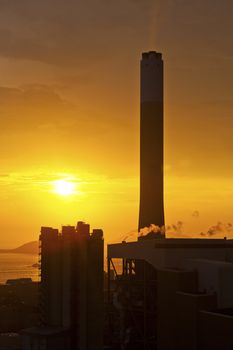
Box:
[142,51,162,60]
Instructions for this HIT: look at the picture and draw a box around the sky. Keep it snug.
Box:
[0,0,232,247]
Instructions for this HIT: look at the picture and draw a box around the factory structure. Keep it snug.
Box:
[107,237,233,349]
[106,52,233,350]
[22,222,104,350]
[20,51,233,350]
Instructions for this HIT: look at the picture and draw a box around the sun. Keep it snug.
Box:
[53,180,76,196]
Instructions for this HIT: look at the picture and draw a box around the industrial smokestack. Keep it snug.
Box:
[138,51,164,230]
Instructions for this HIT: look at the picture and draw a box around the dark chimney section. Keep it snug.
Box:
[139,51,164,230]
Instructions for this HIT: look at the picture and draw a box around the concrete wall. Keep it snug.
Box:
[157,268,219,350]
[157,269,197,350]
[198,311,233,350]
[187,259,233,308]
[175,292,217,350]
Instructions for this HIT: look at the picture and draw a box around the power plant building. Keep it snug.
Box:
[106,51,233,350]
[107,236,233,350]
[22,221,104,350]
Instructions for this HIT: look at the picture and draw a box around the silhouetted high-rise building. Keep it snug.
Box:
[22,221,104,350]
[139,51,164,230]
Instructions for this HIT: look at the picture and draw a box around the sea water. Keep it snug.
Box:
[0,253,39,284]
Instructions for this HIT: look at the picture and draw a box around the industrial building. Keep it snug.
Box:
[22,221,104,350]
[106,51,233,350]
[107,236,233,350]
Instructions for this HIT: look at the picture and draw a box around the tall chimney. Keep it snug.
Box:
[138,51,164,230]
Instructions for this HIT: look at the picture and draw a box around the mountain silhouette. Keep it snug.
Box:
[0,241,39,255]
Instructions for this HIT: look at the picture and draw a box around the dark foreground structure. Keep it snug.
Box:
[107,236,233,350]
[22,221,104,350]
[0,278,38,333]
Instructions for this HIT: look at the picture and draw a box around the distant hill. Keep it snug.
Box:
[0,241,39,255]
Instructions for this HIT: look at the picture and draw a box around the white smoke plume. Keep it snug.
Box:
[139,224,162,237]
[138,221,184,237]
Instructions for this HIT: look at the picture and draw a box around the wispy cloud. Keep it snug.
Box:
[0,171,138,202]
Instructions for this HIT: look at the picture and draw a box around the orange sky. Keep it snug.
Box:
[0,0,233,247]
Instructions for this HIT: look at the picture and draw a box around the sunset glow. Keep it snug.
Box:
[53,180,76,196]
[0,1,231,248]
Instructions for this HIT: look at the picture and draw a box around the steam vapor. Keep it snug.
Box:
[139,221,184,237]
[121,220,233,242]
[200,222,233,237]
[192,210,200,218]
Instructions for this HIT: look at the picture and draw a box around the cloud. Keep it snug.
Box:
[0,170,138,204]
[192,210,200,218]
[0,0,231,71]
[0,85,70,130]
[0,0,155,67]
[0,85,64,107]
